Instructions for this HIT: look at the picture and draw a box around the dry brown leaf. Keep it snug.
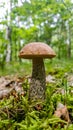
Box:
[54,103,70,123]
[0,76,26,99]
[46,75,56,83]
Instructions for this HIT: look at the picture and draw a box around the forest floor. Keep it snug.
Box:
[0,59,73,130]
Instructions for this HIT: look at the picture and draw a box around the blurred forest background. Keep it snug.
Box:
[0,0,73,69]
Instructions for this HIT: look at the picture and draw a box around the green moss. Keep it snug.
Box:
[0,59,73,129]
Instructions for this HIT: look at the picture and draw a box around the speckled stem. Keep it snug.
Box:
[29,58,46,102]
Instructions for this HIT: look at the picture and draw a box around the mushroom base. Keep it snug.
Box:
[29,58,46,102]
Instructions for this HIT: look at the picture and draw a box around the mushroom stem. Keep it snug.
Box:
[29,58,46,102]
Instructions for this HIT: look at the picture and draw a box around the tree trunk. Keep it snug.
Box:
[6,0,12,62]
[67,22,71,59]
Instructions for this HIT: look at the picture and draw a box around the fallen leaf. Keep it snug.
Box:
[54,103,70,123]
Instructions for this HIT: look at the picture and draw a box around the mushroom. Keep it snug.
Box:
[19,42,56,102]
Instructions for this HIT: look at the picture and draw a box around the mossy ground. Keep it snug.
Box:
[0,59,73,130]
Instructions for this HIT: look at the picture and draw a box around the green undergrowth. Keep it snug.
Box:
[0,58,73,76]
[0,59,73,129]
[0,60,32,76]
[0,75,73,130]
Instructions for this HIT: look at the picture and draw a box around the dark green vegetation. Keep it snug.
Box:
[0,59,73,130]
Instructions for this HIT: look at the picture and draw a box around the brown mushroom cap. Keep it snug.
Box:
[19,42,56,59]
